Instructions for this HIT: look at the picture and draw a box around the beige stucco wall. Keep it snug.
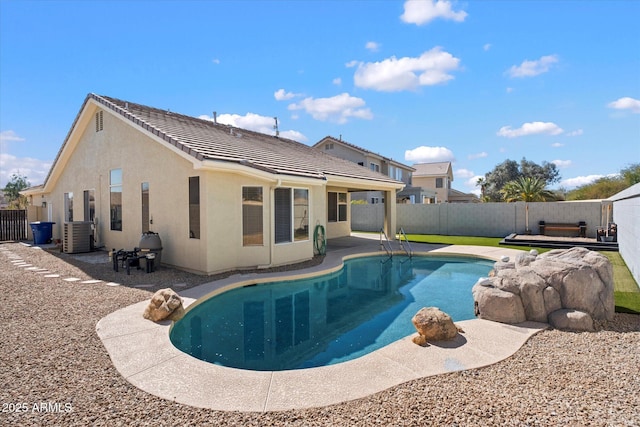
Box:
[41,102,331,275]
[412,176,449,203]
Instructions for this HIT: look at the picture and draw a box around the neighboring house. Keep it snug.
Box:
[22,94,404,275]
[313,136,415,204]
[411,162,477,203]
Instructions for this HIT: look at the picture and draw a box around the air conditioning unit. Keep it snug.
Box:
[63,221,92,253]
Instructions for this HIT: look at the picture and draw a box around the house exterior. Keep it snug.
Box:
[313,136,415,204]
[23,94,404,275]
[410,162,477,203]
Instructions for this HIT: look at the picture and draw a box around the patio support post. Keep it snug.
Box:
[384,190,396,240]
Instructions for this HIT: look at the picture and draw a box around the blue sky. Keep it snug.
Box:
[1,0,639,195]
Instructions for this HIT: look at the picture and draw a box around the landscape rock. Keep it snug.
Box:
[549,309,595,332]
[473,247,614,331]
[143,288,184,322]
[412,307,460,346]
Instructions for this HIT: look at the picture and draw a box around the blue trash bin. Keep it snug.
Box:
[30,222,55,245]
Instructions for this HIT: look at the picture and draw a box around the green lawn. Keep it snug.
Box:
[404,234,640,314]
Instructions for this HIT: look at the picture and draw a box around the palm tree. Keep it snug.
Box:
[476,177,489,202]
[500,177,556,202]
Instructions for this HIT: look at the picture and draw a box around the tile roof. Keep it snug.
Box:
[412,161,453,177]
[89,94,402,185]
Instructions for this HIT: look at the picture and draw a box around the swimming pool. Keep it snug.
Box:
[170,255,493,371]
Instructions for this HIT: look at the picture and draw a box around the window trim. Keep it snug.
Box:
[188,176,200,239]
[242,186,264,246]
[275,187,309,245]
[110,169,122,231]
[328,191,348,223]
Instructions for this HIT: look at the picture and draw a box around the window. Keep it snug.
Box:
[328,192,347,222]
[141,183,150,233]
[395,168,403,181]
[436,177,443,188]
[293,189,309,241]
[275,291,310,355]
[275,187,309,244]
[110,169,122,231]
[370,163,380,173]
[357,161,364,167]
[95,111,103,132]
[324,143,334,150]
[275,188,291,244]
[84,190,95,222]
[189,177,200,239]
[64,192,73,222]
[242,187,263,246]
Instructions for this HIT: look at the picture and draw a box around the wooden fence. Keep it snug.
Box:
[0,209,27,241]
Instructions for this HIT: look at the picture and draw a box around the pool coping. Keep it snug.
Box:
[96,243,548,412]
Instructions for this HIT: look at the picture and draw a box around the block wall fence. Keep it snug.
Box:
[610,183,640,286]
[352,201,609,238]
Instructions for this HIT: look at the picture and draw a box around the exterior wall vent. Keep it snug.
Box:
[95,111,103,132]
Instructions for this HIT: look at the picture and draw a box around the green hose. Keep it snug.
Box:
[313,224,326,255]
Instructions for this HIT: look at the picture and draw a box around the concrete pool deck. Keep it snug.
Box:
[97,237,547,412]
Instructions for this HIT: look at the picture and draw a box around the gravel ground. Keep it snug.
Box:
[1,242,639,426]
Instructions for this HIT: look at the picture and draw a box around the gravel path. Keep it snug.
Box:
[1,242,638,426]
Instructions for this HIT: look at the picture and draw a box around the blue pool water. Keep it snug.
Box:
[170,255,493,371]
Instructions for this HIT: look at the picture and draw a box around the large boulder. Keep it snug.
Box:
[473,247,614,331]
[412,307,460,346]
[143,288,185,322]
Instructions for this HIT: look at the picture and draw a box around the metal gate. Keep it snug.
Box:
[0,209,27,241]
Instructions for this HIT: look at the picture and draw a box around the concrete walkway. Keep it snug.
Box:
[97,237,547,412]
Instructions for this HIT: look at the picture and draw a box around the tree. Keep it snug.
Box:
[620,163,640,186]
[566,163,640,200]
[500,177,556,202]
[479,158,560,202]
[2,173,30,209]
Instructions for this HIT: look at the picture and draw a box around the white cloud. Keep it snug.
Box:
[401,0,468,25]
[455,168,475,179]
[274,89,300,101]
[506,87,514,93]
[352,47,461,92]
[288,93,373,124]
[468,151,488,160]
[506,54,559,78]
[466,174,485,195]
[345,60,359,68]
[405,146,455,163]
[332,77,342,85]
[365,41,380,52]
[497,121,563,138]
[552,159,572,168]
[212,58,220,64]
[483,43,491,51]
[560,175,605,189]
[0,130,25,142]
[565,129,583,137]
[279,129,308,142]
[551,142,564,148]
[607,97,640,113]
[198,112,307,142]
[0,153,52,187]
